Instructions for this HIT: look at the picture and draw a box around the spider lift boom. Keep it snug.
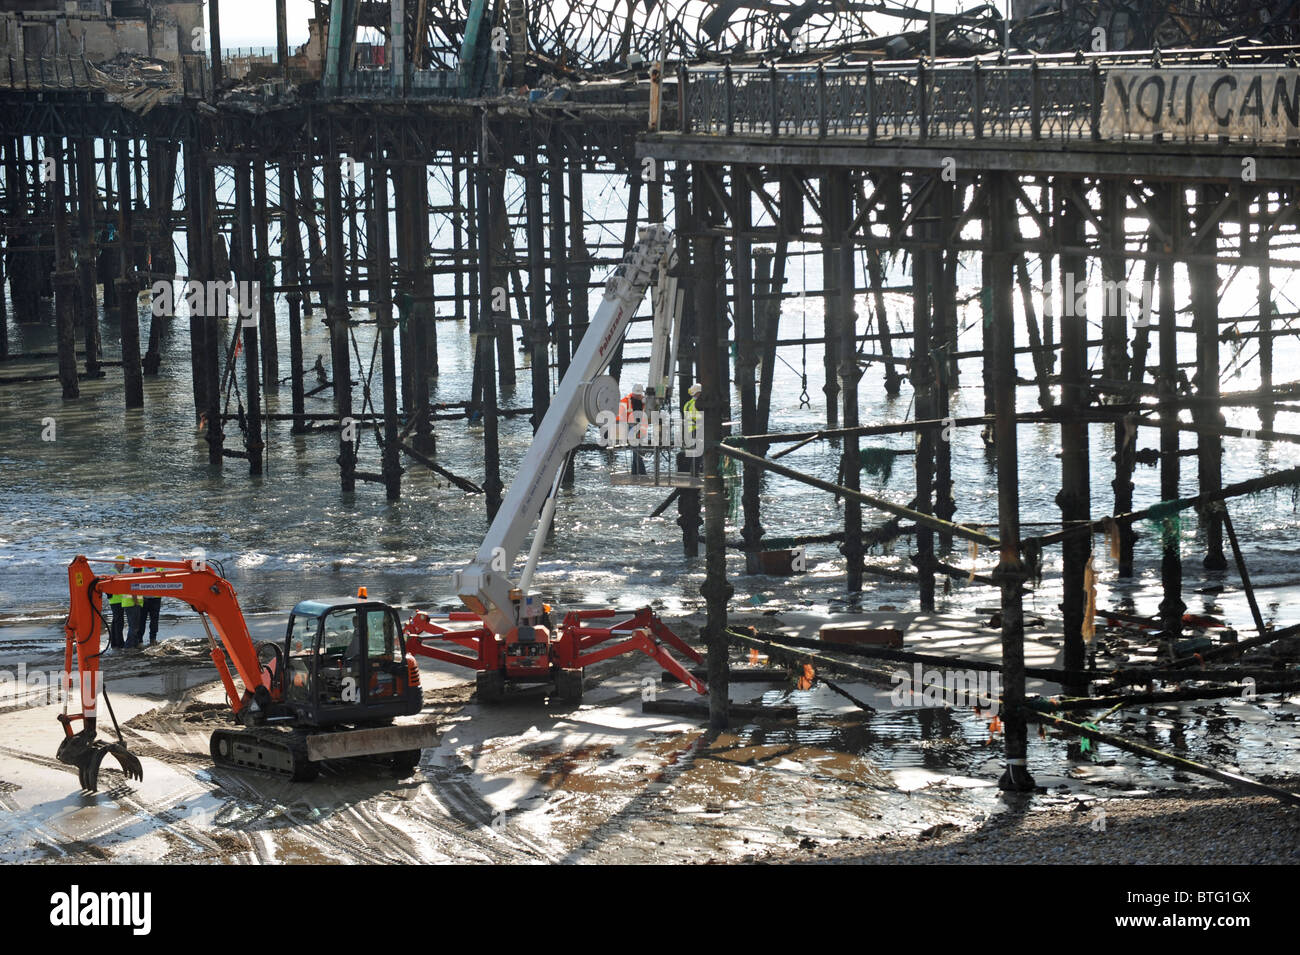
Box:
[405,224,706,700]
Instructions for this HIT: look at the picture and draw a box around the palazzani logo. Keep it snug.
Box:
[49,886,151,935]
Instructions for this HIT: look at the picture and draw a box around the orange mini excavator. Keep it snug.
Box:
[58,555,435,791]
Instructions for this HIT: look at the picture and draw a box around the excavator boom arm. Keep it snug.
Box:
[63,555,267,732]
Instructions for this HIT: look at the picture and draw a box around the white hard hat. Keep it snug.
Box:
[632,383,645,395]
[689,383,702,396]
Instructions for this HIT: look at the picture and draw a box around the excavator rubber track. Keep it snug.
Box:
[210,726,318,782]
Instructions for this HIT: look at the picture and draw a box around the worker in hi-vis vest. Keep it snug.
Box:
[123,565,146,649]
[106,556,136,650]
[684,383,702,472]
[618,383,648,475]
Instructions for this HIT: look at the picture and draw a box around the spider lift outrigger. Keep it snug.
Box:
[403,224,707,701]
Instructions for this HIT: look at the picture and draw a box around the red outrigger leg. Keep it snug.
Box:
[402,607,706,694]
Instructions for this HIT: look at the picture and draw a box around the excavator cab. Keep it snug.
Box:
[283,598,422,728]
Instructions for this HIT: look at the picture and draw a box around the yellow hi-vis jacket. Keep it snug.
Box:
[684,396,700,436]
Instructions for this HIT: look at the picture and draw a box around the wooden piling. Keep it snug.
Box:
[418,162,438,381]
[1057,178,1088,695]
[754,244,785,437]
[451,151,467,322]
[567,158,590,361]
[673,163,701,557]
[280,160,306,433]
[182,141,207,421]
[323,148,355,492]
[75,138,101,378]
[397,163,435,457]
[368,154,401,500]
[733,164,764,575]
[196,146,223,463]
[989,171,1033,792]
[980,230,995,421]
[475,112,504,518]
[525,124,550,430]
[235,160,264,475]
[297,162,323,314]
[820,173,841,428]
[253,159,278,392]
[115,137,144,409]
[488,169,515,394]
[49,136,78,400]
[1157,184,1185,646]
[831,170,863,593]
[933,176,958,554]
[866,246,902,396]
[1102,178,1135,575]
[1192,184,1226,570]
[911,174,936,610]
[1256,186,1274,432]
[8,136,43,322]
[0,141,8,360]
[547,129,569,384]
[694,162,732,730]
[140,140,167,376]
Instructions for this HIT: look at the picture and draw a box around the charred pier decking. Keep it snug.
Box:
[3,23,1300,797]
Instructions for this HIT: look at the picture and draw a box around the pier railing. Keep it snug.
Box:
[676,51,1300,145]
[679,60,1102,143]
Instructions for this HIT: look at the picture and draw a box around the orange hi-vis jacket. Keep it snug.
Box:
[618,393,647,443]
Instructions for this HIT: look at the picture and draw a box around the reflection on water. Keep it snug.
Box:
[744,683,1297,790]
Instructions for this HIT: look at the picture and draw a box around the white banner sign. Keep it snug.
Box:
[1100,68,1300,142]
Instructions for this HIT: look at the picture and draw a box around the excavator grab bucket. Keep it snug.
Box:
[57,732,144,793]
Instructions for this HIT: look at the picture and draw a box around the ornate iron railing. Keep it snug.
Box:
[674,53,1293,145]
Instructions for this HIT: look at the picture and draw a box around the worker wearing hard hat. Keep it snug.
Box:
[106,556,135,651]
[618,383,648,475]
[684,383,702,473]
[683,382,702,441]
